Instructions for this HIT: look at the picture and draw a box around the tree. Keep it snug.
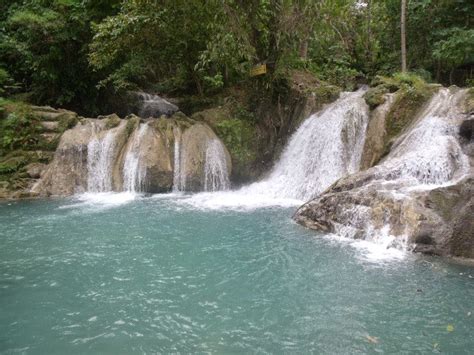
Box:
[401,0,407,72]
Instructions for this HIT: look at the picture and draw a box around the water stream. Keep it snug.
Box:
[122,124,149,193]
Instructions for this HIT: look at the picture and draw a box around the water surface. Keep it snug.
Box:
[1,195,473,354]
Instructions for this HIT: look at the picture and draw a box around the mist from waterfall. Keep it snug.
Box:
[123,123,149,193]
[87,124,117,192]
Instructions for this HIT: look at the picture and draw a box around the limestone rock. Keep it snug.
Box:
[25,163,46,179]
[179,123,232,191]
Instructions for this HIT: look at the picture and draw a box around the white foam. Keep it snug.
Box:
[324,233,407,263]
[176,190,303,211]
[59,192,138,210]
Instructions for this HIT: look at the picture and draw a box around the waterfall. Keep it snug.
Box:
[137,92,178,118]
[87,125,117,192]
[204,139,230,191]
[381,88,470,186]
[123,123,149,193]
[181,90,370,209]
[172,127,182,192]
[245,89,369,201]
[294,87,471,252]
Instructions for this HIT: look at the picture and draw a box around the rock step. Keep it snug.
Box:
[40,133,60,143]
[31,107,77,122]
[40,121,59,132]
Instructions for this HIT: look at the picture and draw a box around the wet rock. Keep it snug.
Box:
[25,163,46,178]
[135,92,179,118]
[179,123,231,191]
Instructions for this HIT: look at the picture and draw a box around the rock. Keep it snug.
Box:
[40,121,59,132]
[460,119,473,141]
[25,163,46,178]
[34,119,129,196]
[135,92,179,118]
[115,119,175,193]
[179,123,232,191]
[360,94,396,169]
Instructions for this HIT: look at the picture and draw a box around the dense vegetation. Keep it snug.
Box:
[0,0,473,115]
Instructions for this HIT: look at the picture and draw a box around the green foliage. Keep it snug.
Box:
[1,0,473,117]
[0,0,120,114]
[433,28,474,69]
[0,68,10,95]
[215,119,256,167]
[0,107,40,153]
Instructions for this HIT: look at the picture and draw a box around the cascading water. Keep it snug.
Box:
[204,139,230,191]
[182,89,370,209]
[380,88,470,187]
[172,127,182,192]
[244,89,369,200]
[123,123,149,193]
[294,87,471,254]
[87,124,118,192]
[137,92,178,118]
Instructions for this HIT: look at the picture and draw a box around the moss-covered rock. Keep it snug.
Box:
[125,114,140,137]
[57,112,79,132]
[466,87,474,113]
[382,84,437,156]
[102,113,121,129]
[214,119,257,181]
[364,86,389,109]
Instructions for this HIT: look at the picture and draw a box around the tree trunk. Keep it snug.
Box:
[299,39,308,59]
[366,0,372,63]
[401,0,407,72]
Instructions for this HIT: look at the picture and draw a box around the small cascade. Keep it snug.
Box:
[137,92,178,118]
[244,89,369,201]
[123,123,149,193]
[87,124,118,192]
[381,88,470,186]
[172,127,183,192]
[204,139,230,191]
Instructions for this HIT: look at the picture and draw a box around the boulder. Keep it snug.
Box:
[34,119,129,196]
[179,123,232,191]
[135,92,179,118]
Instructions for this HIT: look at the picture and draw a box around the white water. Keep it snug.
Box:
[204,139,230,191]
[381,88,470,188]
[320,88,470,251]
[180,90,370,209]
[87,124,117,192]
[172,127,182,192]
[123,124,149,193]
[137,92,178,118]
